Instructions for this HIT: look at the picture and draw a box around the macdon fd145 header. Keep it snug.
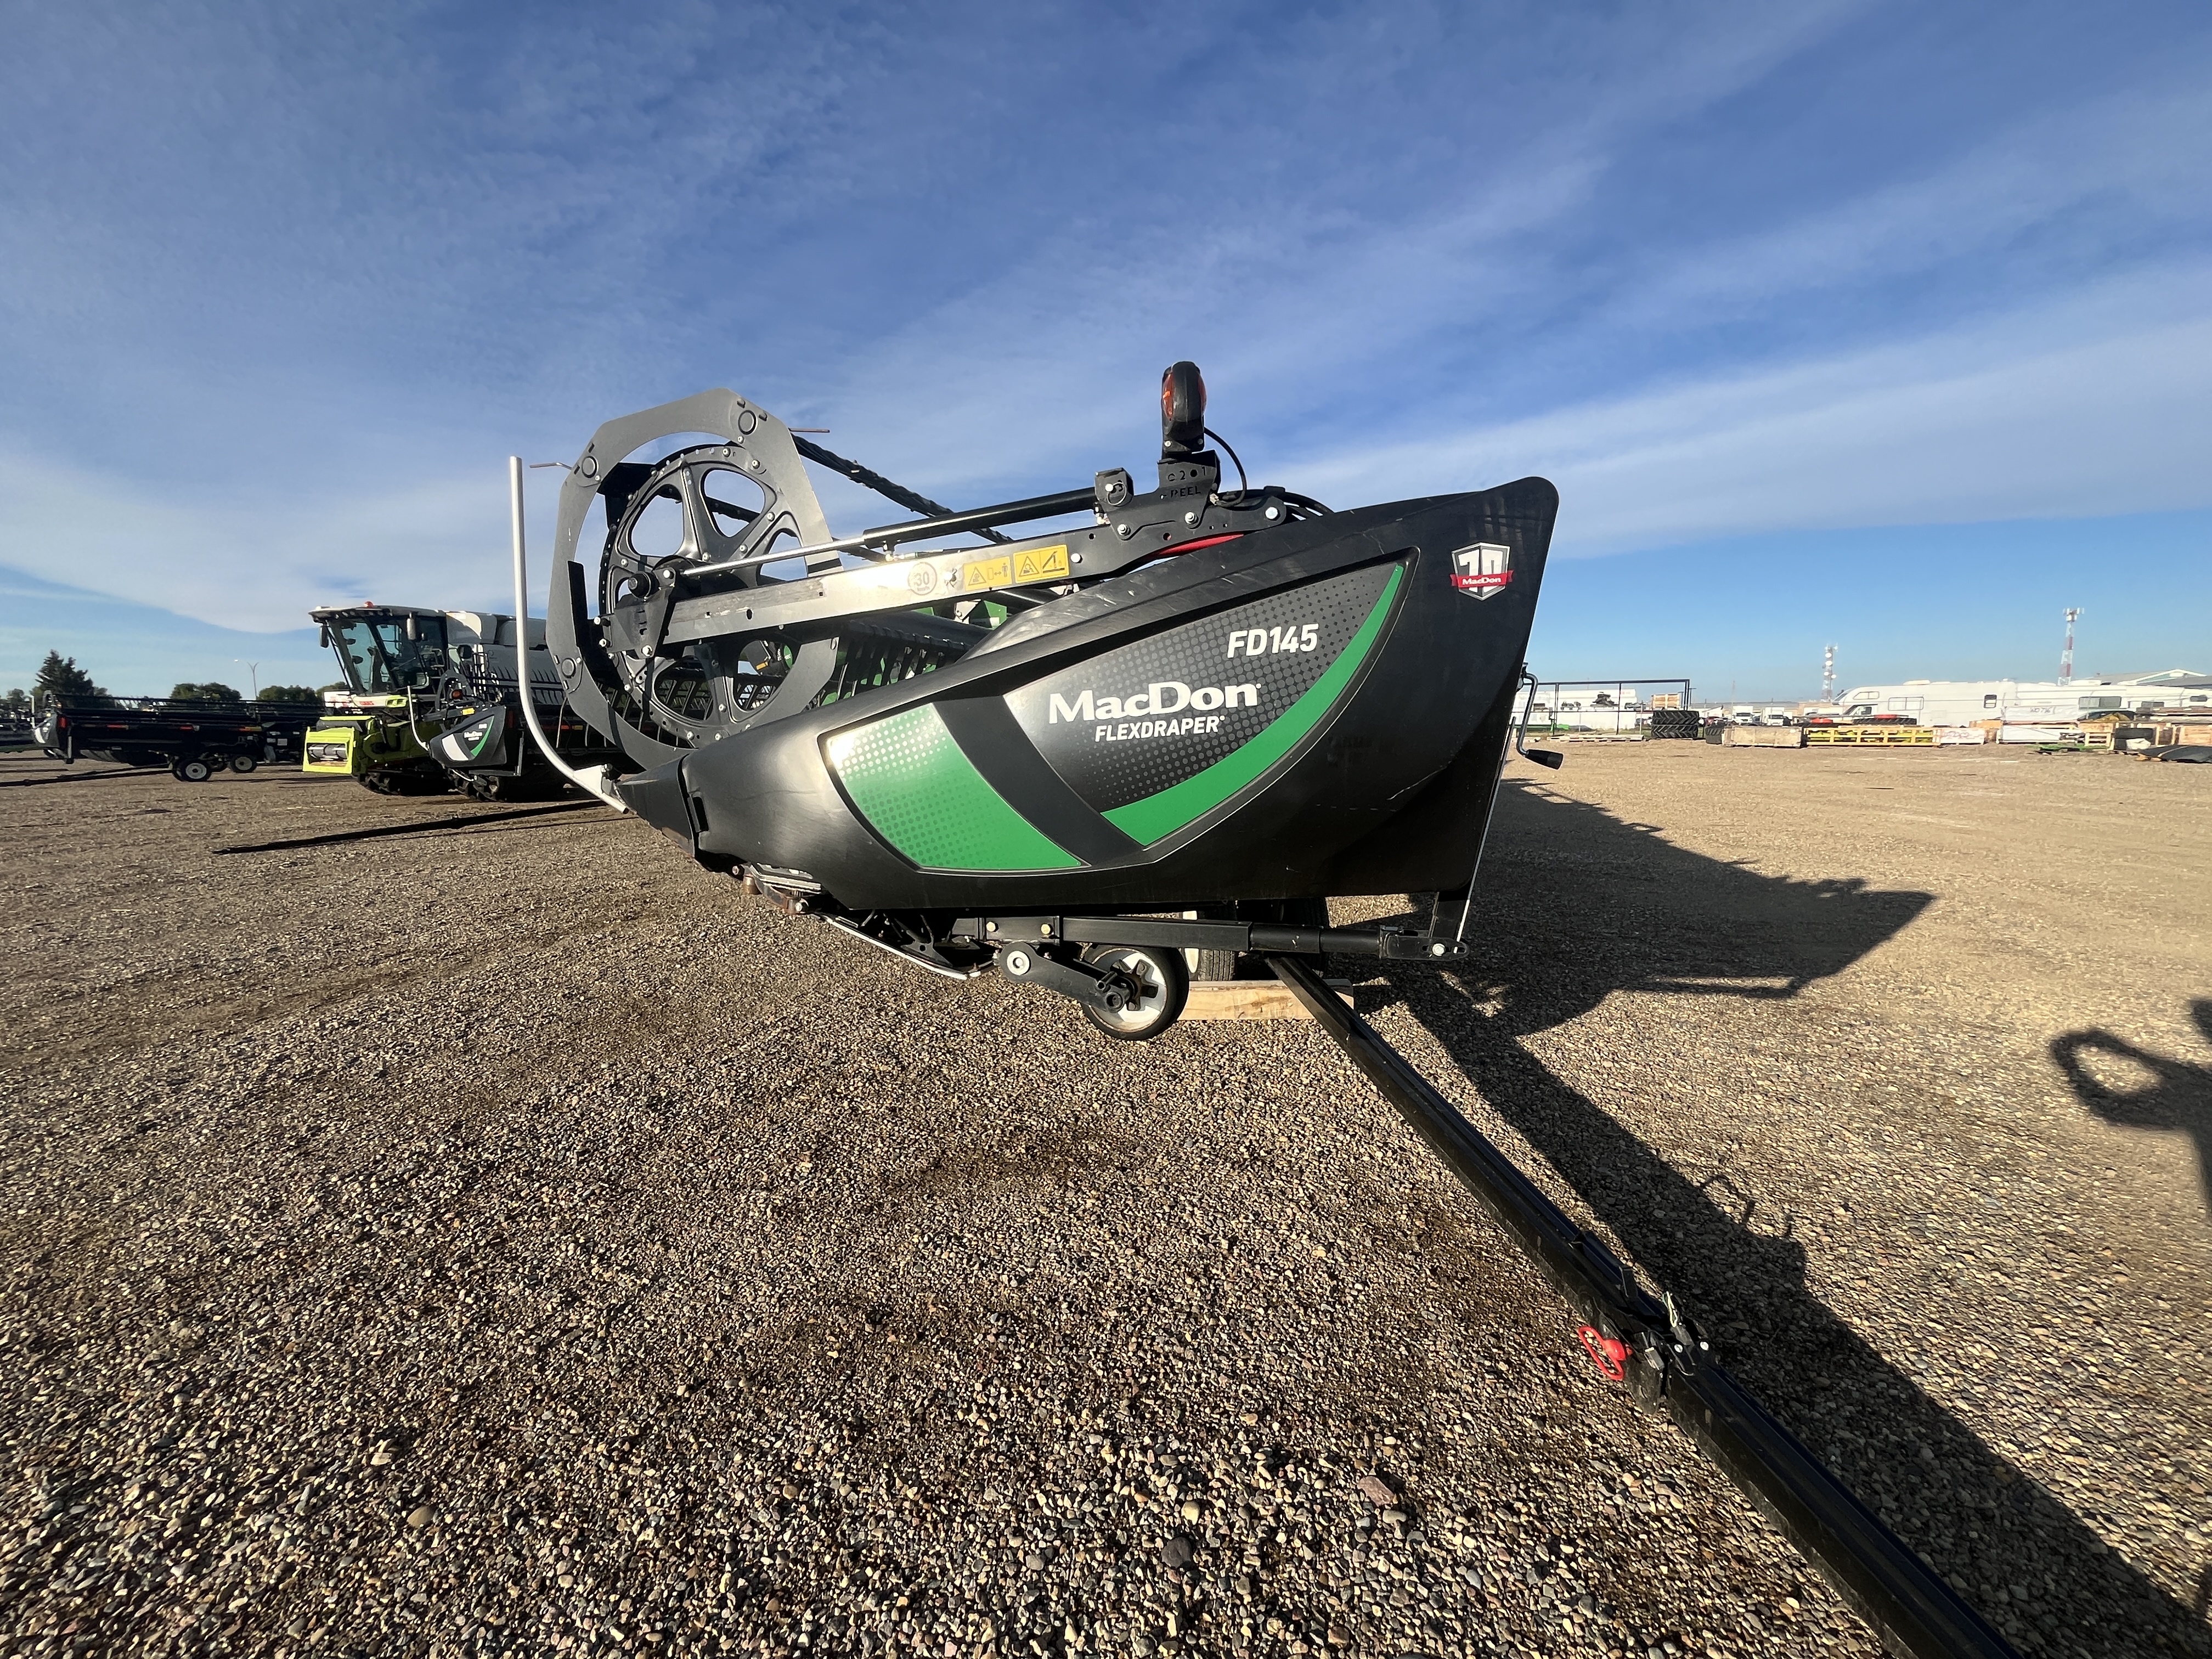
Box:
[536,361,1556,1040]
[517,365,2015,1659]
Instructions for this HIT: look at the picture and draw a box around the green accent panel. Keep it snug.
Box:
[830,703,1080,872]
[1104,563,1403,846]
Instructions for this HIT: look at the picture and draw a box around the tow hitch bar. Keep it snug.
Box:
[1266,954,2015,1659]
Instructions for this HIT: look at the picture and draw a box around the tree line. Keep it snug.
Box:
[3,651,324,713]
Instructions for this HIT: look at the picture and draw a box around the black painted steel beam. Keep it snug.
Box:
[1263,951,2015,1659]
[791,436,1012,544]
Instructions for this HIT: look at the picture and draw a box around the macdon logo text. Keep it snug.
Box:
[1048,681,1260,743]
[1048,682,1260,723]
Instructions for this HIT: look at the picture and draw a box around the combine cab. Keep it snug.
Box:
[306,603,622,798]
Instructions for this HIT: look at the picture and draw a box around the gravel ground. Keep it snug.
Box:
[1,743,2206,1659]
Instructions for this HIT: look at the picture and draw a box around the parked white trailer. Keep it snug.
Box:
[1836,674,2198,727]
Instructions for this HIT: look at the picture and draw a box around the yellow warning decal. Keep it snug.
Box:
[960,555,1013,592]
[961,544,1070,592]
[1013,543,1070,583]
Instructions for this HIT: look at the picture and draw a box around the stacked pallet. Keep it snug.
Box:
[1804,725,1936,746]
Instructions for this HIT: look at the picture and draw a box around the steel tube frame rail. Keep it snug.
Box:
[510,456,628,811]
[790,435,1011,544]
[686,487,1099,580]
[947,913,1472,961]
[1530,678,1694,728]
[1263,952,2014,1659]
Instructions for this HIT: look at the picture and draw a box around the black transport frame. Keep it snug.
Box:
[35,694,323,781]
[772,896,2014,1659]
[1265,950,2013,1659]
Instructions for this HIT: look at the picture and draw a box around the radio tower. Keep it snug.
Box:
[1821,644,1836,702]
[2059,608,2080,684]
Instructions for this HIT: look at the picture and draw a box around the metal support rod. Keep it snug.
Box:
[792,436,1010,544]
[959,915,1469,960]
[1263,952,2015,1659]
[509,457,627,812]
[1453,669,1540,941]
[685,487,1099,580]
[850,487,1098,549]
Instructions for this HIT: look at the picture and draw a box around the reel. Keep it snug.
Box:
[594,443,822,746]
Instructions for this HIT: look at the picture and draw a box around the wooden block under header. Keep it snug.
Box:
[1183,980,1356,1022]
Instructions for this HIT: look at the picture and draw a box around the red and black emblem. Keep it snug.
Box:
[1450,541,1513,598]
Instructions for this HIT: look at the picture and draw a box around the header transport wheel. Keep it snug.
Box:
[172,757,215,783]
[1079,944,1189,1042]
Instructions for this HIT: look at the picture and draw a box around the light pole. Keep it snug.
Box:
[233,661,259,697]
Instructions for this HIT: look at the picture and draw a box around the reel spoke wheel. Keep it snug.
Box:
[1079,944,1188,1041]
[598,445,808,743]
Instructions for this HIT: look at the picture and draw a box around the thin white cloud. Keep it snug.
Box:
[8,264,2207,633]
[751,8,2212,518]
[5,0,2208,644]
[0,3,1868,628]
[1284,263,2212,550]
[1606,70,2212,329]
[794,3,1873,495]
[0,457,515,632]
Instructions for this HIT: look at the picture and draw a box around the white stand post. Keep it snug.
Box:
[510,456,627,812]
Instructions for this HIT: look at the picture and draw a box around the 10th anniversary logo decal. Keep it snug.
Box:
[1451,541,1513,597]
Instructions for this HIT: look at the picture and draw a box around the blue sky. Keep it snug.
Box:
[3,1,2207,699]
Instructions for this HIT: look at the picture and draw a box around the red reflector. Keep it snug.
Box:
[1167,533,1244,555]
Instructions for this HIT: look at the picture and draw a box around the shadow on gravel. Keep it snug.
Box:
[2052,1001,2212,1220]
[0,765,151,787]
[1381,780,2207,1658]
[212,799,595,855]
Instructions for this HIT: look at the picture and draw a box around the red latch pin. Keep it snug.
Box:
[1577,1324,1630,1382]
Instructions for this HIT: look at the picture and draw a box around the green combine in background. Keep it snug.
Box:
[303,603,622,798]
